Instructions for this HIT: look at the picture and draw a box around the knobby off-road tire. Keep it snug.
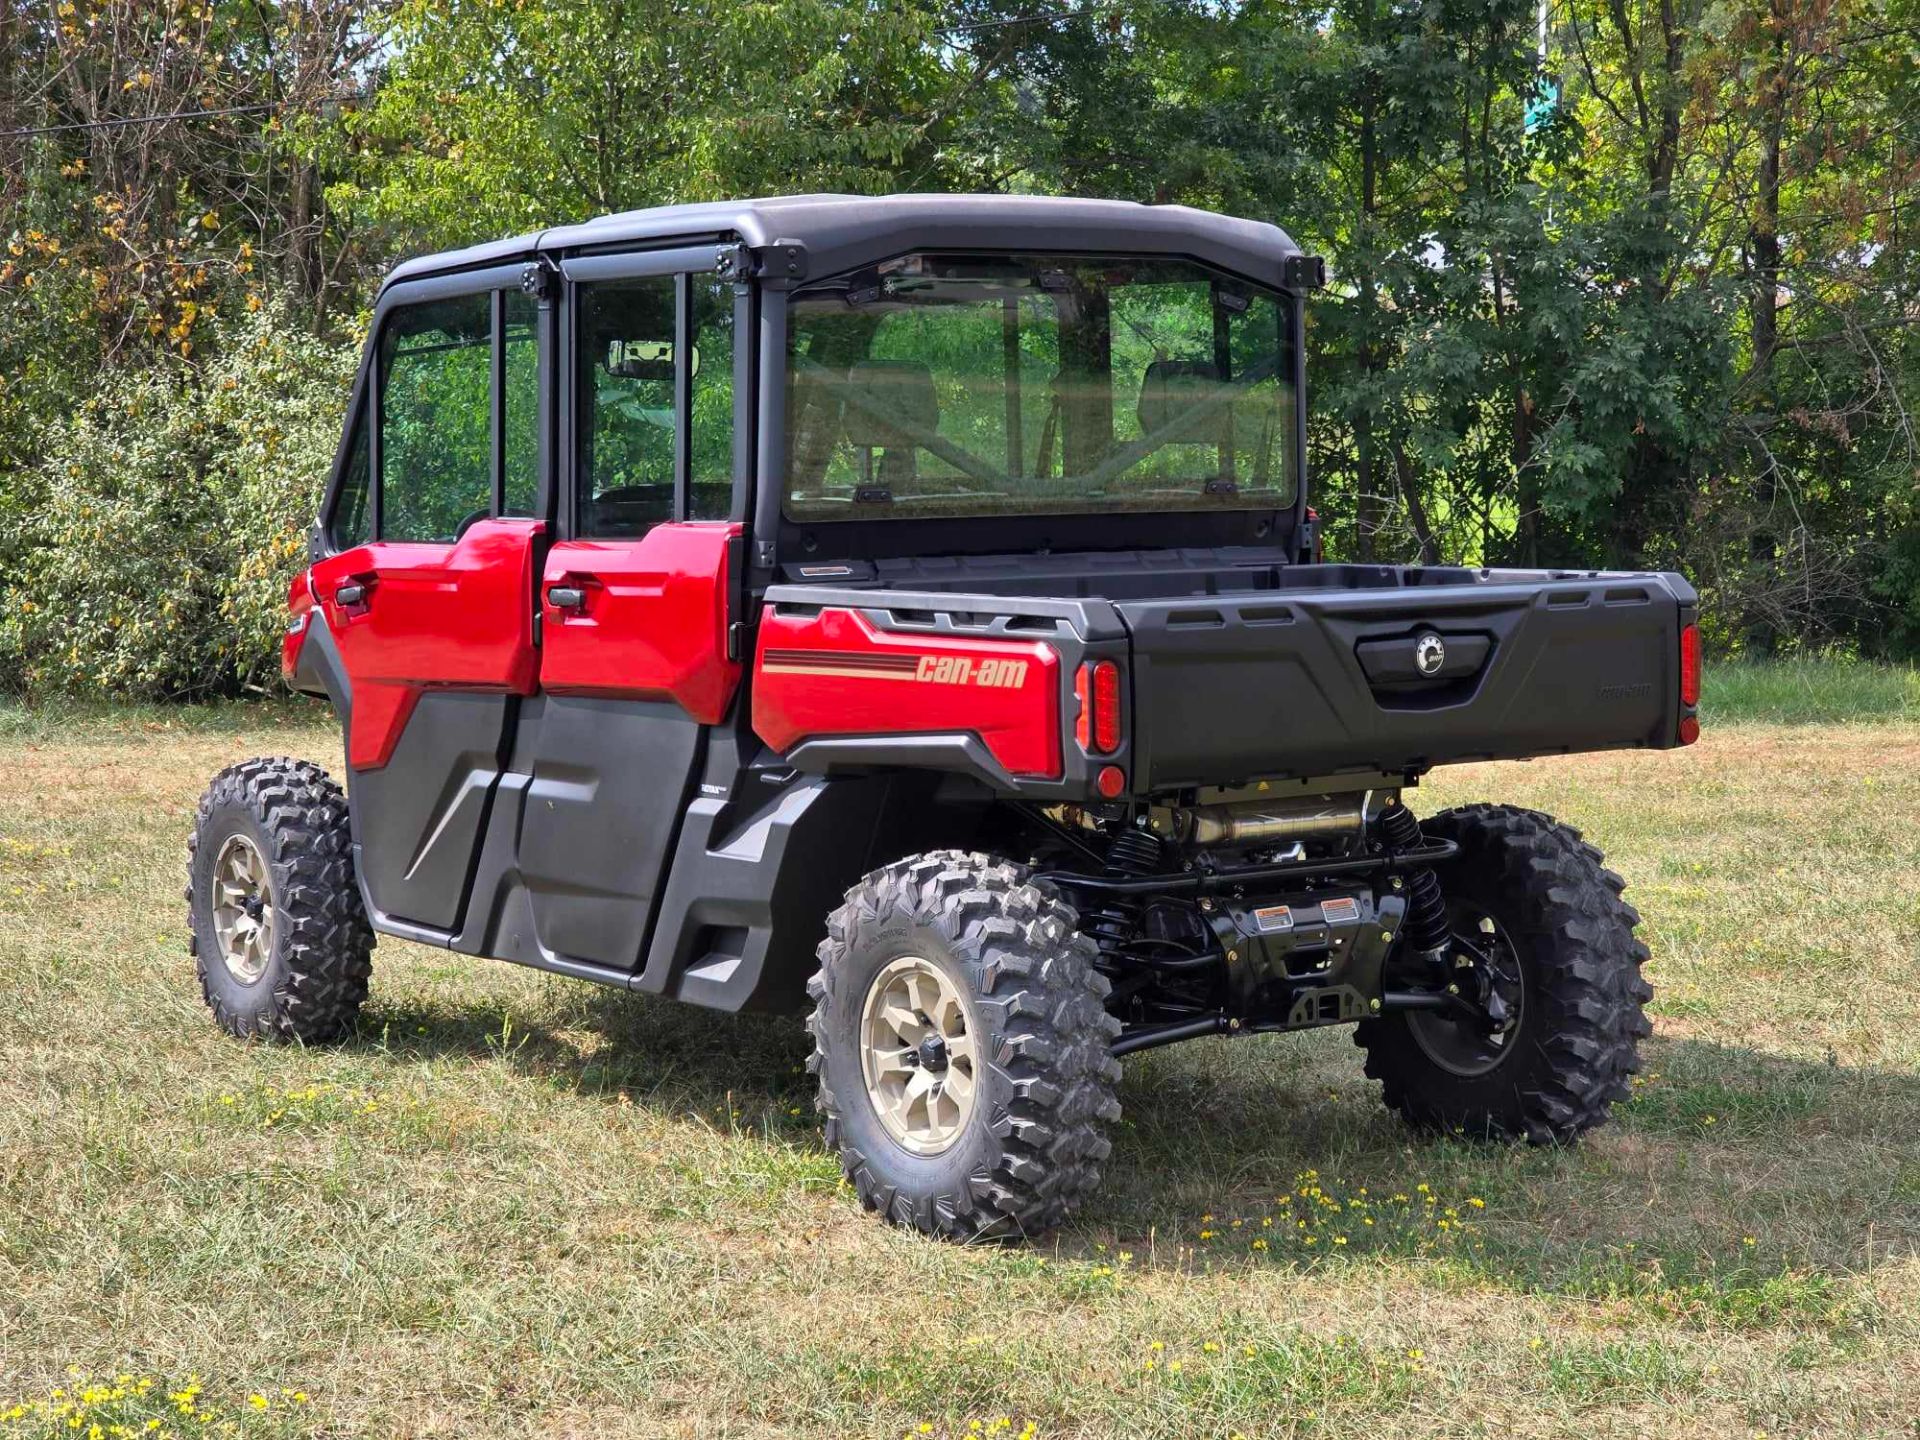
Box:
[1356,804,1652,1144]
[807,851,1123,1241]
[186,757,374,1043]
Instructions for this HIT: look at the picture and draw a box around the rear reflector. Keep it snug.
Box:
[1679,622,1701,707]
[1096,764,1127,799]
[1678,715,1700,746]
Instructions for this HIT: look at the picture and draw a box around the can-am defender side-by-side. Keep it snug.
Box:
[188,195,1697,1239]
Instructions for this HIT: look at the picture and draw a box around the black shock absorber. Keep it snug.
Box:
[1377,798,1450,966]
[1082,827,1163,954]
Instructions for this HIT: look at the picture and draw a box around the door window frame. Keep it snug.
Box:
[318,261,554,553]
[558,247,752,540]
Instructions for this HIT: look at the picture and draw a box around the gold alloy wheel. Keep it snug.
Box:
[209,832,275,984]
[858,955,980,1156]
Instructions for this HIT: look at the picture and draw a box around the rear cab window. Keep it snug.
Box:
[783,253,1297,522]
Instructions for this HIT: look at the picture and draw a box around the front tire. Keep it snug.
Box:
[186,757,374,1043]
[806,851,1122,1240]
[1356,804,1652,1144]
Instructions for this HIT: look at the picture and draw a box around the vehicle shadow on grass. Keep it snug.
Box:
[354,989,1916,1309]
[1096,1028,1919,1316]
[358,982,815,1114]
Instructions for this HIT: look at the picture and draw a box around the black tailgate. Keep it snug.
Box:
[1118,571,1697,789]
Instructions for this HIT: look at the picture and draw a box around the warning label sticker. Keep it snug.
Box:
[1252,904,1295,933]
[1319,896,1361,924]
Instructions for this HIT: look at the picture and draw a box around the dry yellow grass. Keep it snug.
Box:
[0,704,1914,1438]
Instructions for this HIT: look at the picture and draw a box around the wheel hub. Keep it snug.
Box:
[209,832,274,985]
[1407,910,1527,1077]
[858,955,979,1157]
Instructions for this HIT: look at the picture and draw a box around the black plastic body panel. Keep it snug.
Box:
[511,696,704,969]
[1119,568,1698,789]
[641,755,982,1012]
[348,691,512,930]
[405,695,705,977]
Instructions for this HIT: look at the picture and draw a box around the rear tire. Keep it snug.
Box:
[806,850,1122,1240]
[1355,804,1651,1144]
[186,757,373,1043]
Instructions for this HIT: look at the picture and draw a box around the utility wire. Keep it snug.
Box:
[0,91,367,141]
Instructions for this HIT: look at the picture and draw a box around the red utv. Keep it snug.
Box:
[188,195,1698,1239]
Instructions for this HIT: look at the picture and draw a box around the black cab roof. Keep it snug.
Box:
[381,193,1303,294]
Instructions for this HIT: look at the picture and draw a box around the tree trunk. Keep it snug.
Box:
[1354,56,1382,563]
[1391,440,1438,563]
[1749,5,1789,387]
[1513,388,1538,566]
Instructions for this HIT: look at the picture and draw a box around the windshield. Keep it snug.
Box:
[783,253,1297,521]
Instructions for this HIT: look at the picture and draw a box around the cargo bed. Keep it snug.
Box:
[759,562,1698,797]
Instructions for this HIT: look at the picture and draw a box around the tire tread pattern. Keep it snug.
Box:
[186,756,374,1043]
[1355,804,1651,1144]
[806,850,1122,1241]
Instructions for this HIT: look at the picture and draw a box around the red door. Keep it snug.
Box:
[305,518,544,932]
[499,521,741,969]
[309,519,544,769]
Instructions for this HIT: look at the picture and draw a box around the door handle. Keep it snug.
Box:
[547,585,586,612]
[334,583,367,607]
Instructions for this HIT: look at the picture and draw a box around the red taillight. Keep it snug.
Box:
[1090,660,1121,753]
[1679,622,1701,707]
[1077,659,1122,755]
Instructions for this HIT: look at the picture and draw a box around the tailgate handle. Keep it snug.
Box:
[333,582,366,607]
[547,585,587,613]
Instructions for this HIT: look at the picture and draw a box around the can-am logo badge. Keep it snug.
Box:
[1414,632,1447,676]
[915,654,1029,688]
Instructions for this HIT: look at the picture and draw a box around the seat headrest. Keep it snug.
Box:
[841,360,939,448]
[1137,358,1225,442]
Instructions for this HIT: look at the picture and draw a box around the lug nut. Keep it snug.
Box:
[1447,983,1460,995]
[1226,950,1239,964]
[1369,998,1381,1012]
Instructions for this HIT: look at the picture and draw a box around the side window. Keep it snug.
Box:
[579,277,676,537]
[501,290,540,517]
[328,408,371,549]
[381,294,493,542]
[688,278,735,521]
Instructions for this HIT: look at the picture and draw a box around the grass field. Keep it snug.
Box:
[1,671,1915,1438]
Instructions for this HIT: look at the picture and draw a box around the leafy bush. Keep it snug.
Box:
[0,307,358,700]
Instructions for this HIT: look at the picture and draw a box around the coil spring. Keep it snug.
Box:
[1083,828,1163,951]
[1378,800,1450,959]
